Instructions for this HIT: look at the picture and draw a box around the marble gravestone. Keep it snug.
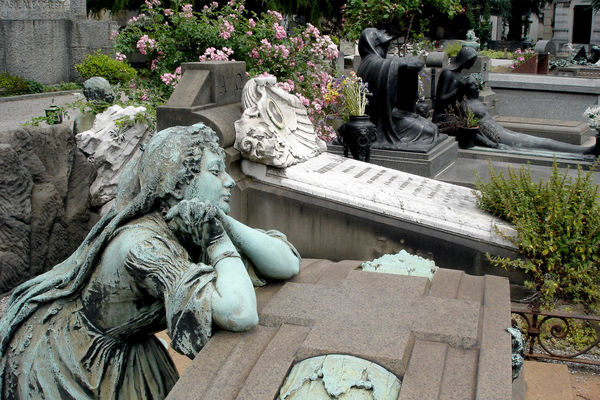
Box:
[242,153,515,251]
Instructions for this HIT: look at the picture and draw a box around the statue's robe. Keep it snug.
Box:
[0,209,296,400]
[357,29,441,152]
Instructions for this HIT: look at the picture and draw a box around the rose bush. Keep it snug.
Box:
[113,0,341,140]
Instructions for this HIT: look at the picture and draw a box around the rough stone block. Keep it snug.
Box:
[475,275,512,399]
[201,326,278,399]
[291,258,331,284]
[398,341,447,400]
[439,347,478,400]
[236,324,310,400]
[429,268,463,299]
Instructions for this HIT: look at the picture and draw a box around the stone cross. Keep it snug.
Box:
[167,259,512,400]
[261,269,480,378]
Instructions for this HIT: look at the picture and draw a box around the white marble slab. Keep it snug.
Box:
[242,153,516,249]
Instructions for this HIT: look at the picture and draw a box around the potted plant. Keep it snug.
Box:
[438,100,479,149]
[331,72,376,161]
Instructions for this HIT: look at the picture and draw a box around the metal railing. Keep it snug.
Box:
[511,302,600,366]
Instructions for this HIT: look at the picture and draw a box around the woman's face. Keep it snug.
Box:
[183,150,235,214]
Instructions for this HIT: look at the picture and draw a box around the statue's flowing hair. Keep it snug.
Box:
[0,124,222,373]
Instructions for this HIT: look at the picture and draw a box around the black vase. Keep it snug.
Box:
[337,115,377,162]
[456,127,478,149]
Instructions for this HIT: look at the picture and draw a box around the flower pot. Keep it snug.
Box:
[337,115,377,162]
[456,126,478,149]
[44,105,63,125]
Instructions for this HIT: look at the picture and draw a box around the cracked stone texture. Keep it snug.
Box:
[0,125,97,294]
[167,259,513,400]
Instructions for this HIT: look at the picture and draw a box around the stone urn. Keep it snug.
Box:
[337,115,377,162]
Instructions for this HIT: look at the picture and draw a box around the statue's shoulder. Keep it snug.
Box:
[106,213,173,261]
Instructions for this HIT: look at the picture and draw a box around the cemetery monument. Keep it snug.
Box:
[0,124,300,399]
[357,28,446,152]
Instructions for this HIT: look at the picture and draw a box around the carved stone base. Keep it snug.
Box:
[327,136,458,178]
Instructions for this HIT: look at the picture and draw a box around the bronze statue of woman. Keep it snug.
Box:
[0,124,300,399]
[433,46,478,122]
[457,75,597,155]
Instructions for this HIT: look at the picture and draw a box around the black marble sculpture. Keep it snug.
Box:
[573,45,600,64]
[433,46,478,122]
[357,28,445,152]
[457,75,597,156]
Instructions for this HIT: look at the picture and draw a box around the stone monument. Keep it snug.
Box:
[167,258,515,399]
[234,76,326,168]
[357,28,445,153]
[0,124,96,294]
[0,0,116,84]
[0,123,300,399]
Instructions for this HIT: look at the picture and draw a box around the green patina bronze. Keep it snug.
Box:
[361,250,438,281]
[278,355,402,400]
[0,123,300,399]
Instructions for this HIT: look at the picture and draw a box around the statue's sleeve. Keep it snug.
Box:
[124,235,216,358]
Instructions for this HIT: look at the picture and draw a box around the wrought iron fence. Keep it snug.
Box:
[511,302,600,366]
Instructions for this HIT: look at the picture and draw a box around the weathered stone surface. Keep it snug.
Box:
[168,259,514,400]
[0,125,96,293]
[0,0,116,84]
[76,104,152,211]
[242,153,516,250]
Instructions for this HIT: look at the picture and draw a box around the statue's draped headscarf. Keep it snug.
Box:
[0,123,221,357]
[448,46,478,71]
[357,28,423,146]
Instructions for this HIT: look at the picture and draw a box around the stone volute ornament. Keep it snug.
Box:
[0,123,300,399]
[234,76,327,167]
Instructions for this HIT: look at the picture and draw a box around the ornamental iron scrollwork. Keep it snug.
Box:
[511,302,600,366]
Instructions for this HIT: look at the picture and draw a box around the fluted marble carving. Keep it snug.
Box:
[234,77,326,167]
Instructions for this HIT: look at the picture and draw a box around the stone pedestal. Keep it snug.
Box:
[494,116,594,145]
[156,61,247,147]
[167,259,515,400]
[327,136,458,178]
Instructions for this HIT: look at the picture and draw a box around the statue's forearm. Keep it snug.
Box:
[208,235,258,331]
[221,215,299,279]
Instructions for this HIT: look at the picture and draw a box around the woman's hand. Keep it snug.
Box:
[165,199,225,250]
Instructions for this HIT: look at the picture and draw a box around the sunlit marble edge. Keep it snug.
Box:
[241,154,516,249]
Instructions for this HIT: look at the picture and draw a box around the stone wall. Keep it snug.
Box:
[488,72,600,122]
[0,0,116,84]
[0,124,97,294]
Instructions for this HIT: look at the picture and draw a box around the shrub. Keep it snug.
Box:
[76,51,137,85]
[444,42,463,57]
[113,0,341,141]
[42,82,82,92]
[0,72,29,95]
[26,79,44,93]
[475,162,600,312]
[479,49,510,59]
